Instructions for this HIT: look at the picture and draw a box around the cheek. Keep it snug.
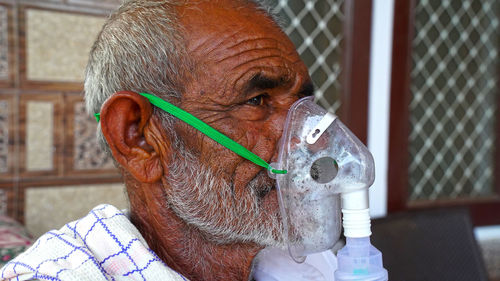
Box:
[201,141,240,175]
[198,120,252,176]
[243,123,272,154]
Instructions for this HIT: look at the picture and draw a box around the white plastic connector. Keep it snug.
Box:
[342,209,371,238]
[341,189,369,210]
[341,189,371,237]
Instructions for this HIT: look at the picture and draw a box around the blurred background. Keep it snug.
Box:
[0,0,498,280]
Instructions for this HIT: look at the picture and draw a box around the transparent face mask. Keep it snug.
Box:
[96,93,374,262]
[268,96,374,262]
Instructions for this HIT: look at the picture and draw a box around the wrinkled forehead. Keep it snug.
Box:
[177,1,297,62]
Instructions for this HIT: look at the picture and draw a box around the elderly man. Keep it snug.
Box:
[1,0,334,280]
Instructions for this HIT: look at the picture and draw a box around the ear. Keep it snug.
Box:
[100,91,165,183]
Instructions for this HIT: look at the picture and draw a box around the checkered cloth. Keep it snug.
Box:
[0,204,188,281]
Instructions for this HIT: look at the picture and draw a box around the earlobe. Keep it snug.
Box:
[100,91,166,183]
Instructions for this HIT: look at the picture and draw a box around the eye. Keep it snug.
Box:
[246,94,266,106]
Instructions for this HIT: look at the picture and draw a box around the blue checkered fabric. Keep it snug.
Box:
[0,204,188,281]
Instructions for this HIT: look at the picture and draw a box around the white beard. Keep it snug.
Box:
[164,145,284,246]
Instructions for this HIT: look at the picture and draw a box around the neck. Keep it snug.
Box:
[128,180,262,281]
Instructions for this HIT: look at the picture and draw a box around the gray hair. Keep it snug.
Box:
[84,0,281,154]
[85,0,190,154]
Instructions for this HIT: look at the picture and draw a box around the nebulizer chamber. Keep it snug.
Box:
[270,96,388,280]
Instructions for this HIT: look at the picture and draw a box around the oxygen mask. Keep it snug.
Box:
[268,96,375,262]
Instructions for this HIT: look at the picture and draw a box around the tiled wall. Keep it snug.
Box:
[0,6,7,79]
[25,9,105,82]
[0,0,125,236]
[25,183,128,237]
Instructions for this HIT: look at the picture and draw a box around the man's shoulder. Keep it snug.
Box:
[0,204,188,281]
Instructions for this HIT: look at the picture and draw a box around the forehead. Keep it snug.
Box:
[178,1,301,70]
[175,1,308,102]
[179,1,291,45]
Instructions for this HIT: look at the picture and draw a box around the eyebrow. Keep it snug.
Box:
[242,73,288,96]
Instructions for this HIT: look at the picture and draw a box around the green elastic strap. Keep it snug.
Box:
[95,93,287,174]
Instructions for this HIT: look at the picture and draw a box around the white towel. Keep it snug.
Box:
[0,204,187,281]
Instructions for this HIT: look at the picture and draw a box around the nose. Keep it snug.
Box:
[269,93,301,137]
[269,108,288,139]
[267,105,293,164]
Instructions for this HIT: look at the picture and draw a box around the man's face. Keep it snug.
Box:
[162,2,312,246]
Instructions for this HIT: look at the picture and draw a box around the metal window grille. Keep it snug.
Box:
[408,0,499,201]
[272,0,344,113]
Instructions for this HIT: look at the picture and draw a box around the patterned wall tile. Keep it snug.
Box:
[25,183,127,238]
[0,188,6,215]
[26,9,106,82]
[0,101,8,173]
[26,101,54,171]
[0,6,8,79]
[73,102,114,170]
